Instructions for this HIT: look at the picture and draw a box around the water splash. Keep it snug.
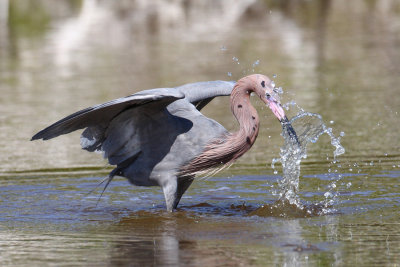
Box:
[280,112,344,211]
[287,112,345,157]
[274,86,283,95]
[252,110,345,217]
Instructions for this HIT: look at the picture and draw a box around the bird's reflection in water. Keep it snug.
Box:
[109,238,193,266]
[108,211,185,266]
[106,210,251,266]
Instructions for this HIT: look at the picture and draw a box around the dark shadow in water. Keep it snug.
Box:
[179,200,335,218]
[178,202,256,217]
[248,199,334,218]
[283,243,321,252]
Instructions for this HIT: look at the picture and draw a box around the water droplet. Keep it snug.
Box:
[346,182,352,188]
[270,81,276,88]
[340,131,345,137]
[275,86,283,95]
[227,72,232,77]
[272,74,277,78]
[330,120,334,124]
[252,60,260,67]
[273,170,278,175]
[232,57,239,62]
[220,45,227,51]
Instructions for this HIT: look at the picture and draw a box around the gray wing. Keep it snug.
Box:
[31,81,235,167]
[176,80,235,111]
[32,81,234,141]
[31,88,184,141]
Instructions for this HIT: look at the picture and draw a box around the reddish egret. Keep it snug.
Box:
[32,74,297,211]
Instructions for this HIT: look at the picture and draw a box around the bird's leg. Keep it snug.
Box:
[175,176,194,209]
[161,178,178,212]
[161,176,194,211]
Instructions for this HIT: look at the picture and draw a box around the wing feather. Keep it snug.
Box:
[31,89,184,141]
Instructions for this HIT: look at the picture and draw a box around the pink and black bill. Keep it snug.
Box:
[265,94,299,145]
[280,116,300,145]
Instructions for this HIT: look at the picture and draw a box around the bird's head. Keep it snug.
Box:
[245,74,299,143]
[246,74,286,122]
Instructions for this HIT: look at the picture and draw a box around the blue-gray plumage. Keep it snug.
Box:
[32,75,296,211]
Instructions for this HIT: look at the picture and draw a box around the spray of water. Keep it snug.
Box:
[277,111,344,201]
[250,85,345,217]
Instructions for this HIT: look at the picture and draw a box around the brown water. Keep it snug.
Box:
[1,0,400,266]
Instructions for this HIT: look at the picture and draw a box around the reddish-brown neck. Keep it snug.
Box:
[230,80,260,150]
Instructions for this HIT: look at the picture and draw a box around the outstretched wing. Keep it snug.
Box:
[176,80,235,111]
[31,88,184,141]
[31,81,235,168]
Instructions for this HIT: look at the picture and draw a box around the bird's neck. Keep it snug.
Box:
[228,83,260,158]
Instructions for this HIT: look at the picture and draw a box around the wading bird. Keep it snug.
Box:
[32,74,297,211]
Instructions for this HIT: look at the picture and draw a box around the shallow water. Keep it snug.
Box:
[1,0,400,266]
[2,172,400,265]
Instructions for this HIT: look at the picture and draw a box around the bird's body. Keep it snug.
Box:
[32,75,295,211]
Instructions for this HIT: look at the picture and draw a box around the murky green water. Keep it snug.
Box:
[1,0,400,266]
